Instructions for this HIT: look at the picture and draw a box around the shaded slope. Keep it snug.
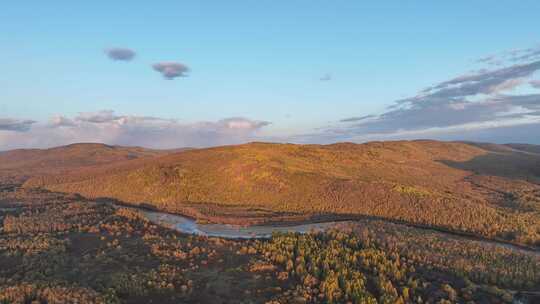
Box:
[507,143,540,155]
[25,140,540,246]
[454,142,540,182]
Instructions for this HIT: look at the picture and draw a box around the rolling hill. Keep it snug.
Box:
[0,143,174,184]
[24,140,540,247]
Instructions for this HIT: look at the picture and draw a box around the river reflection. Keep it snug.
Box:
[139,209,336,239]
[115,204,540,257]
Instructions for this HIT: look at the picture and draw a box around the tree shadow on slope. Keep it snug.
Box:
[438,151,540,184]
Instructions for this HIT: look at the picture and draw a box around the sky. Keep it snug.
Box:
[1,1,540,150]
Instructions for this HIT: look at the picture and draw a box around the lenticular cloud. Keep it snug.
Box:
[152,62,190,79]
[105,48,136,61]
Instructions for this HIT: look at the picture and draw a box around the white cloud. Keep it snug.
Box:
[319,45,540,144]
[0,118,36,132]
[0,111,270,151]
[49,115,76,127]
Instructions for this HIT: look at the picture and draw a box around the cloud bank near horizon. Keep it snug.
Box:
[313,45,540,145]
[0,111,270,150]
[2,45,540,150]
[0,119,36,132]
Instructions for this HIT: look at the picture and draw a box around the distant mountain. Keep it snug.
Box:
[0,143,179,183]
[462,141,540,155]
[506,143,540,154]
[24,140,540,247]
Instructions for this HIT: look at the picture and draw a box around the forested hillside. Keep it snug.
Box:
[0,143,172,184]
[25,140,540,247]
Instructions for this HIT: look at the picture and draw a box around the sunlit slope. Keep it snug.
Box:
[0,143,169,183]
[26,140,540,245]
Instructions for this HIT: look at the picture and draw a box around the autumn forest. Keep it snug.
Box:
[1,140,539,303]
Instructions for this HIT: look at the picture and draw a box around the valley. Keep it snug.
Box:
[1,185,539,303]
[1,140,539,303]
[22,140,540,247]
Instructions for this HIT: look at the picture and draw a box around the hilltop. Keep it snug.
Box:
[0,143,175,184]
[23,140,540,247]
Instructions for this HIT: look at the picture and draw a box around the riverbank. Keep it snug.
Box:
[112,202,540,257]
[1,193,539,302]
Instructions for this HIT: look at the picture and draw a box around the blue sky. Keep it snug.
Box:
[1,1,540,149]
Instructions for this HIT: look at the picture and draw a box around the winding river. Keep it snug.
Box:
[127,206,540,258]
[136,208,337,239]
[3,203,539,256]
